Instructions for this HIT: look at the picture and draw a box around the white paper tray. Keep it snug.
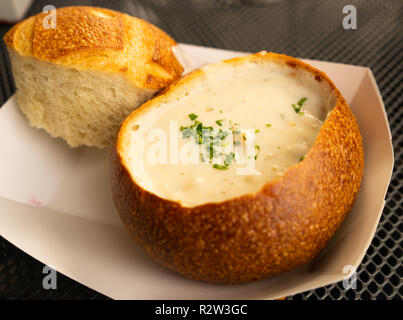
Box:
[0,44,394,299]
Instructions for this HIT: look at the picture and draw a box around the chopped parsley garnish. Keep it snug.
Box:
[181,113,259,170]
[206,139,216,159]
[298,97,308,106]
[292,104,301,113]
[266,123,272,127]
[216,119,225,126]
[292,97,307,114]
[213,164,229,170]
[254,145,260,160]
[299,155,305,162]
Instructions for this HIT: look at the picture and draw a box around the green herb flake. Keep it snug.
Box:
[190,120,201,129]
[255,129,260,134]
[297,97,308,106]
[292,97,308,114]
[216,119,225,126]
[188,113,198,121]
[207,143,215,159]
[213,164,229,170]
[299,155,305,162]
[266,123,272,127]
[196,122,203,132]
[292,104,301,114]
[254,145,261,160]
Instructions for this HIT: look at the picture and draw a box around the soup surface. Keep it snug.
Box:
[128,62,332,206]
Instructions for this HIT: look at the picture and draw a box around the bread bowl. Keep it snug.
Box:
[111,52,364,283]
[4,6,183,148]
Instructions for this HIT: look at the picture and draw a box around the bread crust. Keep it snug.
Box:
[4,6,183,90]
[111,52,364,283]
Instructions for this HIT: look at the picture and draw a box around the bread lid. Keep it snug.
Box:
[4,6,183,90]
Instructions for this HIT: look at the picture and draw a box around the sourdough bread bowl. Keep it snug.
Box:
[111,52,364,283]
[4,6,183,148]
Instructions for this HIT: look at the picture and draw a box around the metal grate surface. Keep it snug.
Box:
[0,0,401,300]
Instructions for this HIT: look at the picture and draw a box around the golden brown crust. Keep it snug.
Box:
[3,23,17,47]
[4,6,183,90]
[111,52,364,283]
[32,7,124,60]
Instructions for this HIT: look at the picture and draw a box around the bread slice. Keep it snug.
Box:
[4,6,183,148]
[111,52,364,283]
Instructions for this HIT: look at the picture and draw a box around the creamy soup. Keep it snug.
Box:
[126,62,335,206]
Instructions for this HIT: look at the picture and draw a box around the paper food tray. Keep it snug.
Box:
[0,44,394,299]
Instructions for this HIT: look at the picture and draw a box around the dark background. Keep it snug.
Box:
[0,0,402,300]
